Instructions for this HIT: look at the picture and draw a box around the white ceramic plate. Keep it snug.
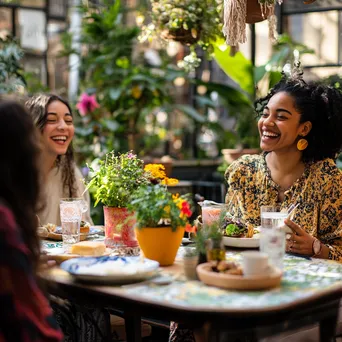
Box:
[222,231,260,248]
[38,226,103,241]
[60,256,159,284]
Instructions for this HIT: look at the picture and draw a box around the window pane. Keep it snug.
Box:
[285,11,339,66]
[49,0,67,18]
[282,0,342,14]
[0,0,46,7]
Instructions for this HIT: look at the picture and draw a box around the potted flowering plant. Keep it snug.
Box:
[128,164,193,265]
[86,150,149,248]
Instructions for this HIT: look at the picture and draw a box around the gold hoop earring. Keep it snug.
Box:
[297,138,308,151]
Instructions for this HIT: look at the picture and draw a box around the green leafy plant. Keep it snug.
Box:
[60,0,205,164]
[141,0,223,71]
[129,183,193,231]
[194,221,222,254]
[85,151,149,207]
[207,34,315,150]
[0,35,26,94]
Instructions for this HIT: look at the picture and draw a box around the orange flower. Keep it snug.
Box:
[185,223,196,233]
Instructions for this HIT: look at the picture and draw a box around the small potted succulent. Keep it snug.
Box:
[85,151,150,248]
[128,164,193,266]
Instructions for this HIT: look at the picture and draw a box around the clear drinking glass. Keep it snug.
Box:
[199,201,227,227]
[260,206,287,270]
[60,198,88,252]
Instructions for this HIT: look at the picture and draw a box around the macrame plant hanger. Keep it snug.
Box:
[223,0,282,55]
[222,0,316,56]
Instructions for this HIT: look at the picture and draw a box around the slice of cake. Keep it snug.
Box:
[70,241,106,256]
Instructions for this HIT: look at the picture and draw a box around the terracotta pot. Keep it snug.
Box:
[135,226,184,266]
[246,0,273,24]
[222,148,260,164]
[103,207,138,248]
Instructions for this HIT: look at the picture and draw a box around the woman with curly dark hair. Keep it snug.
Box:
[170,70,342,342]
[0,101,62,341]
[225,70,342,262]
[25,94,92,226]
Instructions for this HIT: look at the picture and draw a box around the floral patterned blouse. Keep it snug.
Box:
[224,153,342,262]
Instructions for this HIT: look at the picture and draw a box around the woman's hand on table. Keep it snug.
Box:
[39,251,56,270]
[284,218,315,256]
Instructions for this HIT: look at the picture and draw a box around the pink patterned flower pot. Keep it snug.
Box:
[103,207,138,248]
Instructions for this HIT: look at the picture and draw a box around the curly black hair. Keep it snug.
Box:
[255,73,342,163]
[25,94,77,197]
[0,101,42,270]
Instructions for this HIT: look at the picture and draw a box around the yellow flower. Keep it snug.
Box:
[131,86,142,99]
[161,177,179,186]
[144,164,167,180]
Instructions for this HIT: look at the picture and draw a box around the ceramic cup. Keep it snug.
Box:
[241,251,269,277]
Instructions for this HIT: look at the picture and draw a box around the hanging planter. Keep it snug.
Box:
[246,0,274,24]
[223,0,316,54]
[140,0,222,71]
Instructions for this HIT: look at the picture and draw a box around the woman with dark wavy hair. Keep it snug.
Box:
[25,94,92,225]
[0,101,62,341]
[225,70,342,261]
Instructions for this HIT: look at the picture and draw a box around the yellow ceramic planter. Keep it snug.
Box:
[135,226,184,266]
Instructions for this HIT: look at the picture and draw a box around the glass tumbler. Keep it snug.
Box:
[260,206,287,270]
[60,198,88,252]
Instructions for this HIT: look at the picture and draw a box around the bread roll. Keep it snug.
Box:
[44,223,57,233]
[70,241,106,256]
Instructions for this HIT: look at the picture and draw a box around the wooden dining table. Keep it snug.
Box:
[39,244,342,342]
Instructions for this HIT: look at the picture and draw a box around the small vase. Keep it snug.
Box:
[103,207,138,248]
[135,226,184,266]
[183,255,199,280]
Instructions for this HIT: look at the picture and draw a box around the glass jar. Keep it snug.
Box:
[206,238,226,262]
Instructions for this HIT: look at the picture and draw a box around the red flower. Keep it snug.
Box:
[181,201,192,218]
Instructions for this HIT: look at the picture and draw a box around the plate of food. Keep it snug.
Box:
[38,221,103,241]
[60,255,160,284]
[221,215,260,248]
[46,241,112,264]
[196,261,282,290]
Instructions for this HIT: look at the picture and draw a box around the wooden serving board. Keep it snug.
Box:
[197,263,282,291]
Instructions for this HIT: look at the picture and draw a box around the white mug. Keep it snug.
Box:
[241,251,269,277]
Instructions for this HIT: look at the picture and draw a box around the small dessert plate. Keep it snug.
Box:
[181,238,193,246]
[46,247,112,264]
[197,263,282,290]
[38,226,104,241]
